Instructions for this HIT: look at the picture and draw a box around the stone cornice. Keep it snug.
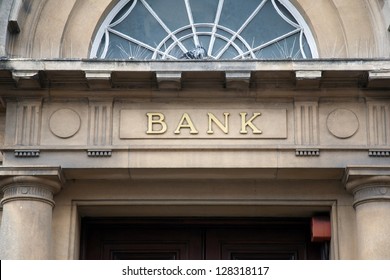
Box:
[1,58,389,72]
[0,59,389,93]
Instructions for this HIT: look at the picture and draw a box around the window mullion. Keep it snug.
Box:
[184,0,200,47]
[208,0,225,56]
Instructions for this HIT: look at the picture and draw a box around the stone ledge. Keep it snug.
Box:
[0,59,389,92]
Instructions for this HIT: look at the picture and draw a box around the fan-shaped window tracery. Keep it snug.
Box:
[90,0,318,60]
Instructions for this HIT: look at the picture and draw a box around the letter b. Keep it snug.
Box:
[146,113,168,134]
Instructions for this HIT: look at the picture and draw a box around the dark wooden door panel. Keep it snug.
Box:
[81,219,204,260]
[80,218,322,260]
[205,224,314,260]
[218,244,304,260]
[105,244,187,260]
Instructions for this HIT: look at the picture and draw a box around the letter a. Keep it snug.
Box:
[174,113,199,134]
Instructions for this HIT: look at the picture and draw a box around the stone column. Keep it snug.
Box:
[345,167,390,259]
[0,175,62,259]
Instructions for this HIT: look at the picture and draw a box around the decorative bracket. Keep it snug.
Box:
[8,0,23,34]
[295,70,322,89]
[367,71,390,88]
[225,71,251,89]
[85,71,112,89]
[12,71,41,88]
[156,72,182,90]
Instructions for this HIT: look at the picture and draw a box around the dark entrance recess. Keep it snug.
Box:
[80,218,327,260]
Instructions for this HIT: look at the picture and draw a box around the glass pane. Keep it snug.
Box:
[96,33,107,58]
[240,0,295,48]
[113,1,168,47]
[255,33,302,59]
[198,36,211,51]
[301,33,312,59]
[112,0,136,23]
[196,26,212,33]
[274,0,298,25]
[220,46,239,59]
[219,0,261,31]
[216,28,233,40]
[92,0,317,60]
[190,0,219,24]
[105,33,153,59]
[211,38,227,57]
[176,28,193,40]
[234,38,249,53]
[147,0,189,31]
[181,38,195,51]
[159,38,175,52]
[170,45,185,58]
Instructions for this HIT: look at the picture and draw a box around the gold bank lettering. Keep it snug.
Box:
[146,112,262,135]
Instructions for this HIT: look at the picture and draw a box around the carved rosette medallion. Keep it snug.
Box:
[49,108,81,138]
[327,109,359,139]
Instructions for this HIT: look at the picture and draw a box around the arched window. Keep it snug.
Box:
[90,0,318,60]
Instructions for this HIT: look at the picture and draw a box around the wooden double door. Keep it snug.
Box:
[81,218,323,260]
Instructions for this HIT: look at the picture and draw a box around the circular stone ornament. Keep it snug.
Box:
[49,108,81,138]
[327,109,359,139]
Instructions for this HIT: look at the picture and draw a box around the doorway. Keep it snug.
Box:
[80,218,324,260]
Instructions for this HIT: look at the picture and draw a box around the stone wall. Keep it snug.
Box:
[1,0,389,58]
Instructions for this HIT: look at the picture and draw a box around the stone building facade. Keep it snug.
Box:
[0,0,390,260]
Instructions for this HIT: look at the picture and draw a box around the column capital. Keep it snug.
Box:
[0,167,65,207]
[343,166,390,207]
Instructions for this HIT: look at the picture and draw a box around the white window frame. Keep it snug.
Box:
[90,0,318,59]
